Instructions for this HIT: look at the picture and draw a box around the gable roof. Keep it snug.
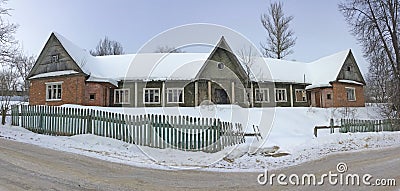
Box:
[29,32,363,89]
[29,32,210,85]
[249,49,363,88]
[306,49,351,87]
[195,36,248,82]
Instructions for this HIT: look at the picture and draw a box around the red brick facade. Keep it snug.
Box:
[84,82,114,106]
[29,74,115,106]
[332,82,365,107]
[310,87,334,108]
[310,83,364,108]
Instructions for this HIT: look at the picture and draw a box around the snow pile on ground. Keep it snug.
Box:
[0,105,398,172]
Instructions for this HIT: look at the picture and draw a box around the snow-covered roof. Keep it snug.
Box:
[53,32,96,74]
[53,32,209,84]
[250,57,309,83]
[249,49,354,87]
[29,70,79,79]
[306,49,350,86]
[123,53,209,81]
[47,32,360,89]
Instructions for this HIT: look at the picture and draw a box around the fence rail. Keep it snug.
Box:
[11,105,244,153]
[340,118,400,133]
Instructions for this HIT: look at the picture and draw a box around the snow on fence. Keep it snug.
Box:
[340,118,400,133]
[11,105,244,153]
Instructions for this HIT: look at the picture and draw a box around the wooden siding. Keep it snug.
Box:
[28,34,83,78]
[336,51,365,84]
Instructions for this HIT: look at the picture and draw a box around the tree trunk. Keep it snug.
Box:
[1,108,6,125]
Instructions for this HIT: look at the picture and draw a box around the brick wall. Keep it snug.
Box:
[320,88,334,108]
[29,75,86,106]
[84,82,114,106]
[332,82,365,107]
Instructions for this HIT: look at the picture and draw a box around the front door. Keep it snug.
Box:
[214,88,229,104]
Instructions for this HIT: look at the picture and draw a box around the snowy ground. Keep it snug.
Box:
[0,105,399,172]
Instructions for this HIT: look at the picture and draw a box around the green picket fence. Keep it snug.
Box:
[11,105,244,153]
[340,118,400,133]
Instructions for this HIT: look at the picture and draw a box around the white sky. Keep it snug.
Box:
[6,0,368,74]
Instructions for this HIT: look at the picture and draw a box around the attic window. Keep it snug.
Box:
[346,66,352,72]
[217,62,225,70]
[51,54,59,63]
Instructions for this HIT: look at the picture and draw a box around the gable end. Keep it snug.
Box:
[336,50,366,84]
[27,33,85,79]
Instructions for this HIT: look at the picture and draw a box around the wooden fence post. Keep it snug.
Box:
[87,109,93,134]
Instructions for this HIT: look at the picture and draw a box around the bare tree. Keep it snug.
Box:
[154,45,185,53]
[236,46,256,107]
[90,36,124,56]
[0,0,19,125]
[10,51,35,100]
[0,0,18,62]
[365,48,392,103]
[339,0,400,118]
[260,1,296,59]
[0,66,19,125]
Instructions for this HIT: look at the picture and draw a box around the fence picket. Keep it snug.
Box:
[11,105,246,153]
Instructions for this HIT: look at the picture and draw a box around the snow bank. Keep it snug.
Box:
[0,106,397,172]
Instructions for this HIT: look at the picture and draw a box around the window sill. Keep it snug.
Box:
[144,102,161,104]
[46,99,62,102]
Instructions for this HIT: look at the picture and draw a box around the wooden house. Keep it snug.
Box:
[27,32,366,108]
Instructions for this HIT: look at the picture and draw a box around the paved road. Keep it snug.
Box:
[0,138,398,191]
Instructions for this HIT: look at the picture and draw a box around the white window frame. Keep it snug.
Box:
[45,81,63,101]
[346,87,356,101]
[254,88,270,103]
[143,88,160,104]
[114,89,130,104]
[167,88,184,103]
[295,89,307,102]
[275,88,287,102]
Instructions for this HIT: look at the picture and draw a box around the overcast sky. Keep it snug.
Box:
[6,0,368,73]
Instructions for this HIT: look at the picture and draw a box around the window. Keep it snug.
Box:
[114,89,130,104]
[346,87,356,101]
[89,94,95,100]
[217,62,225,70]
[46,82,62,101]
[346,66,352,72]
[51,54,59,63]
[275,88,287,102]
[167,88,184,103]
[295,89,307,102]
[144,88,160,104]
[327,94,332,100]
[255,88,269,103]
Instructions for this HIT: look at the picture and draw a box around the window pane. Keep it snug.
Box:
[178,90,183,102]
[47,85,51,99]
[116,91,120,103]
[168,90,173,102]
[57,85,62,99]
[124,90,129,102]
[154,90,159,102]
[346,88,355,101]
